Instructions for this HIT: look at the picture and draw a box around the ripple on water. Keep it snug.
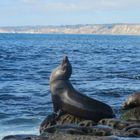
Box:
[0,94,31,101]
[2,117,40,125]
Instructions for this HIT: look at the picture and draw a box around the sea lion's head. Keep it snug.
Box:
[50,56,72,82]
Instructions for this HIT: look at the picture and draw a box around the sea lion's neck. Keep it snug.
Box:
[50,79,73,113]
[50,79,73,95]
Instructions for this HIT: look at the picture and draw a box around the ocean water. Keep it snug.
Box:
[0,34,140,139]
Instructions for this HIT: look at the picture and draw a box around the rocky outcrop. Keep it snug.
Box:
[2,134,119,140]
[39,92,140,139]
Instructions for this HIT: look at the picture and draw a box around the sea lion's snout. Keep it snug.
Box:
[63,56,68,62]
[59,56,72,79]
[61,56,69,66]
[50,56,72,82]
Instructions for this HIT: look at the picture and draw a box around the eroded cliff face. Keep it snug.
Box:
[0,24,140,35]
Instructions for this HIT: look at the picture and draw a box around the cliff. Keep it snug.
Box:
[0,24,140,35]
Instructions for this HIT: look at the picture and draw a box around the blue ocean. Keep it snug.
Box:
[0,34,140,139]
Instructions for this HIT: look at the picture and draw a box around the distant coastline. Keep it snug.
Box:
[0,24,140,35]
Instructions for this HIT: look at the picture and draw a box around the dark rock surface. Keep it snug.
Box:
[121,106,140,121]
[40,112,96,134]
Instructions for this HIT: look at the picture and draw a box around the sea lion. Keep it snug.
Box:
[122,92,140,110]
[50,56,115,122]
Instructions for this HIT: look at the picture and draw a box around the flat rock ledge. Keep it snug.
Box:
[2,134,119,140]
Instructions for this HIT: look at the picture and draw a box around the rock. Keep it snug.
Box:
[40,112,96,134]
[42,124,87,135]
[41,124,112,136]
[78,120,97,127]
[126,128,140,137]
[122,92,140,110]
[124,124,140,131]
[84,125,112,136]
[2,134,119,140]
[121,106,140,121]
[98,118,140,137]
[40,113,58,134]
[123,124,140,137]
[46,134,119,140]
[40,113,140,138]
[98,118,133,130]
